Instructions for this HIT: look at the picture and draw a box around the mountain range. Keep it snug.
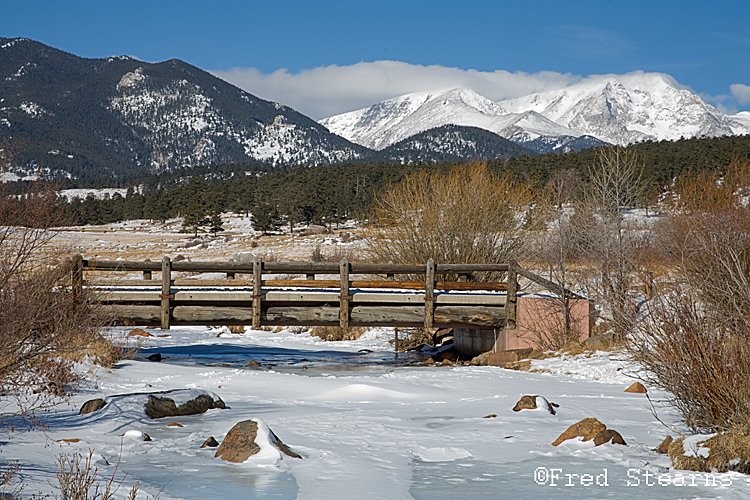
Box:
[1,37,748,180]
[320,75,750,153]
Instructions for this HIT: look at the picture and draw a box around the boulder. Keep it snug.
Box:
[486,348,533,366]
[593,429,627,446]
[624,382,648,393]
[552,418,607,446]
[201,436,220,448]
[128,328,152,337]
[512,395,538,412]
[144,393,225,419]
[504,360,531,371]
[79,398,107,415]
[653,435,673,454]
[433,349,459,363]
[512,395,559,415]
[245,360,262,367]
[215,420,301,463]
[147,353,162,362]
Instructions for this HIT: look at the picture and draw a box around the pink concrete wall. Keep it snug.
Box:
[497,296,594,351]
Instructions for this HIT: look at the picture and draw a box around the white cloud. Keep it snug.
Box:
[730,83,750,105]
[211,61,581,120]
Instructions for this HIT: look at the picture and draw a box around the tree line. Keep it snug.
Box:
[11,133,749,232]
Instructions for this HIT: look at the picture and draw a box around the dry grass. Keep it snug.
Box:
[669,426,750,473]
[309,326,368,341]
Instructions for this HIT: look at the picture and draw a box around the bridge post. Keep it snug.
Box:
[424,258,435,329]
[143,258,152,280]
[71,254,83,304]
[160,256,171,329]
[252,255,262,329]
[339,258,350,329]
[506,260,518,330]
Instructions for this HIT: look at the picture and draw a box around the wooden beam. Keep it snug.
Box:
[506,260,518,330]
[83,259,509,276]
[425,258,435,329]
[160,256,171,330]
[340,258,350,329]
[164,304,505,328]
[72,254,83,303]
[88,278,508,291]
[252,255,262,329]
[94,289,507,306]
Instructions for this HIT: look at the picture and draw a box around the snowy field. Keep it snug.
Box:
[5,326,750,500]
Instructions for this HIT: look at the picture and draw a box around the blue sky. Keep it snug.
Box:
[2,0,749,118]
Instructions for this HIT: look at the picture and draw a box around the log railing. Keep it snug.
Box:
[66,255,577,330]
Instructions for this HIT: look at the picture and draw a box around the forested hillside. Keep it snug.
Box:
[20,133,750,229]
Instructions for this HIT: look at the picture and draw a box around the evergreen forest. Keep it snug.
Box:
[5,134,748,233]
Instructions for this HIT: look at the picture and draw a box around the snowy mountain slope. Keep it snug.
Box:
[731,111,750,131]
[500,72,750,144]
[320,88,582,151]
[321,73,749,153]
[0,38,368,178]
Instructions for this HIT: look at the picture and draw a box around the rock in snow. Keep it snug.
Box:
[215,419,301,463]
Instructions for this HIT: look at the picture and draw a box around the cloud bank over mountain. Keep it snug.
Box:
[212,61,749,120]
[213,61,582,120]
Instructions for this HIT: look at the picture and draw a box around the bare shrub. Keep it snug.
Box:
[0,461,21,498]
[53,450,144,500]
[629,157,750,431]
[395,327,435,351]
[0,141,114,425]
[629,288,750,431]
[362,162,535,280]
[577,145,647,338]
[310,326,368,341]
[530,168,590,349]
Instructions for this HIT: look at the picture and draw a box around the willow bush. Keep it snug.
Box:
[362,162,536,280]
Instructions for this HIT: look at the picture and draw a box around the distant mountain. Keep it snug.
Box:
[321,73,750,153]
[500,72,749,144]
[320,88,586,154]
[0,37,367,178]
[373,124,535,162]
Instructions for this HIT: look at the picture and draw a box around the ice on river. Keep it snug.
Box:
[4,326,747,499]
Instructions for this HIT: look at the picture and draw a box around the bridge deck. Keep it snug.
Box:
[65,255,550,330]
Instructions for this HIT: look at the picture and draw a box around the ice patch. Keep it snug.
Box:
[413,446,472,462]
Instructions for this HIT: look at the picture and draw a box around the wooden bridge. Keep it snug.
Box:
[67,255,566,331]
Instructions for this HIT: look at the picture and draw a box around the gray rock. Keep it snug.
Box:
[79,398,107,415]
[144,393,225,419]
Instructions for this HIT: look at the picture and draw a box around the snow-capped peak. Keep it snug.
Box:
[321,71,750,152]
[500,71,748,144]
[320,87,578,151]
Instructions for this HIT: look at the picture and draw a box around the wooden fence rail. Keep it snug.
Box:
[66,255,574,331]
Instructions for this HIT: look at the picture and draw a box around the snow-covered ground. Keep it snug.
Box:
[4,326,749,499]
